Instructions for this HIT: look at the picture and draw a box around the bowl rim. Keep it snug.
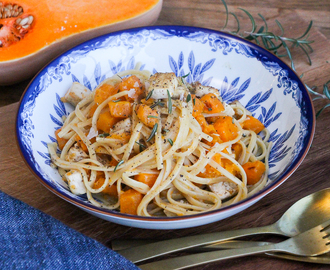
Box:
[15,25,316,223]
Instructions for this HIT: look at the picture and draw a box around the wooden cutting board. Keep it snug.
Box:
[1,10,330,270]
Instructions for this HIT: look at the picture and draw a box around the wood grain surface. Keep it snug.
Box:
[1,1,330,269]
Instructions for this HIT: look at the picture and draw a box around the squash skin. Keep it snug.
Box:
[0,0,162,85]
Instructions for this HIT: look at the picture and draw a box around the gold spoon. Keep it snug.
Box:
[116,188,330,263]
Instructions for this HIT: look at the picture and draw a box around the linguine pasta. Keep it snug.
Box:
[48,69,271,217]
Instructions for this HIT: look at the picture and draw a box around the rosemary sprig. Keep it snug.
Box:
[181,73,190,84]
[114,160,124,172]
[150,100,165,109]
[145,90,154,101]
[147,123,158,142]
[306,81,330,117]
[220,0,314,69]
[135,141,147,152]
[186,94,192,103]
[167,89,172,114]
[98,133,109,138]
[220,0,330,117]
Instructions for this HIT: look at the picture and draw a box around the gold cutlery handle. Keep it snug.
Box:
[113,239,330,265]
[139,244,277,270]
[118,224,277,263]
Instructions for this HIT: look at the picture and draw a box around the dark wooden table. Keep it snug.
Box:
[1,1,330,269]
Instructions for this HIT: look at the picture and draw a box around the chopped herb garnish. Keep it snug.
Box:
[168,138,173,146]
[162,128,170,133]
[114,160,124,172]
[232,118,235,124]
[145,90,154,101]
[208,107,212,111]
[181,73,190,84]
[167,89,172,114]
[147,123,158,142]
[186,94,192,103]
[150,101,165,109]
[135,141,146,152]
[111,99,121,103]
[147,115,158,118]
[193,98,196,106]
[98,133,109,138]
[150,101,158,109]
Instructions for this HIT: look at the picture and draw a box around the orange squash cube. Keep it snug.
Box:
[119,75,144,101]
[214,116,239,142]
[108,101,132,118]
[93,177,118,196]
[55,127,68,150]
[120,189,143,215]
[200,93,224,114]
[97,110,120,133]
[135,104,159,128]
[242,116,265,134]
[94,83,119,105]
[242,161,266,185]
[134,173,158,188]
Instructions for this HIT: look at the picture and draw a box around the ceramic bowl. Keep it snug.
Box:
[16,26,315,229]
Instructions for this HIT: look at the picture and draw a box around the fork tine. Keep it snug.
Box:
[320,219,330,229]
[277,219,330,256]
[320,220,330,233]
[319,219,330,244]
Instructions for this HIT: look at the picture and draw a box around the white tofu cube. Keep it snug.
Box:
[223,102,235,117]
[209,181,238,200]
[65,170,86,195]
[146,72,178,99]
[65,144,88,162]
[111,117,132,133]
[61,82,92,106]
[193,82,219,98]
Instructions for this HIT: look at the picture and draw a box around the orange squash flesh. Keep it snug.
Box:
[0,0,160,61]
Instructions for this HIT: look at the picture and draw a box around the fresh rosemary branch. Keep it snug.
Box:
[220,0,314,69]
[306,81,330,117]
[220,0,330,117]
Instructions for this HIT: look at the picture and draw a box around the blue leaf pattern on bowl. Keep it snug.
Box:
[17,26,313,206]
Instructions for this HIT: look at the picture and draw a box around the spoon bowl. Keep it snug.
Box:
[276,188,330,236]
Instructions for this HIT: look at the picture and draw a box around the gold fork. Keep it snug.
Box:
[138,219,330,270]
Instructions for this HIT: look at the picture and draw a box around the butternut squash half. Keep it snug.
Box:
[0,0,162,85]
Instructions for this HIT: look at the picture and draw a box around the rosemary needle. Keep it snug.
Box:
[168,138,174,146]
[98,133,109,138]
[147,123,158,142]
[167,90,172,114]
[114,160,124,172]
[145,90,154,101]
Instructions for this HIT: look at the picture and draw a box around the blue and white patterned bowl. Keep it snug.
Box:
[16,26,315,229]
